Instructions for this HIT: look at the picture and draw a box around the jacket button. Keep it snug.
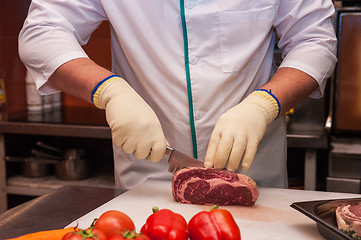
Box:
[189,56,198,65]
[185,1,195,9]
[195,111,202,120]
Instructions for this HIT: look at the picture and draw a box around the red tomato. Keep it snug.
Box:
[94,210,135,236]
[108,231,150,240]
[62,232,83,240]
[91,229,107,240]
[62,227,106,240]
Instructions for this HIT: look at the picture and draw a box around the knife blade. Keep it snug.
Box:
[165,145,204,174]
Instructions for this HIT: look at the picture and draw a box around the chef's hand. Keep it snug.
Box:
[92,75,167,162]
[204,89,280,172]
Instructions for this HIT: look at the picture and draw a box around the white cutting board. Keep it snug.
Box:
[66,180,361,240]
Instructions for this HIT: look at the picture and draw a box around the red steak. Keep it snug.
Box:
[172,167,259,206]
[336,203,361,238]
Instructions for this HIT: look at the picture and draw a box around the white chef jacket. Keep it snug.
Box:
[19,0,337,190]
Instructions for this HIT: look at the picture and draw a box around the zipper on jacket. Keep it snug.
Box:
[180,0,198,159]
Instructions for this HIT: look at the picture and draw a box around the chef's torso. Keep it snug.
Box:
[19,0,337,190]
[105,0,286,190]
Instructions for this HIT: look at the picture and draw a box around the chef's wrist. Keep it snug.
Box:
[250,89,281,120]
[91,74,122,109]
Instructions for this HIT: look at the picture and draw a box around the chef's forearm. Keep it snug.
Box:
[259,67,319,117]
[47,58,113,103]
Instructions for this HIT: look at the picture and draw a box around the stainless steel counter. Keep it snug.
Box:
[0,185,124,239]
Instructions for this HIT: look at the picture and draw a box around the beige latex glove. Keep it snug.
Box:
[92,76,167,162]
[204,90,279,172]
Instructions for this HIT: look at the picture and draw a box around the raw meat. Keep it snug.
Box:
[172,167,259,206]
[336,203,361,238]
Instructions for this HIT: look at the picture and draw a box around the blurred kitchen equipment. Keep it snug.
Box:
[55,158,90,180]
[31,149,62,160]
[25,71,42,112]
[34,141,90,180]
[331,8,361,134]
[35,141,65,155]
[0,66,8,121]
[6,141,91,180]
[35,141,86,160]
[326,5,361,194]
[5,156,54,178]
[22,159,51,177]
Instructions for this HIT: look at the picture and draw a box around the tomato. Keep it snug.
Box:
[108,230,150,240]
[94,210,135,236]
[62,227,106,240]
[91,229,107,240]
[62,233,83,240]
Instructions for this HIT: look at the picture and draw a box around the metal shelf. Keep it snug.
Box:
[0,121,111,139]
[0,118,112,213]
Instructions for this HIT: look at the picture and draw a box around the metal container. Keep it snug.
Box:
[326,177,361,194]
[5,156,54,178]
[327,137,361,193]
[21,158,53,177]
[6,147,91,180]
[328,152,361,179]
[34,142,91,180]
[55,158,90,181]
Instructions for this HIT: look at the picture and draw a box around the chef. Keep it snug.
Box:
[18,0,337,190]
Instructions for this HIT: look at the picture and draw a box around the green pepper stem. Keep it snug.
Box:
[210,205,218,211]
[152,206,159,213]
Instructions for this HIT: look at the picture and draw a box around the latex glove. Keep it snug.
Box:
[92,75,167,162]
[204,89,280,172]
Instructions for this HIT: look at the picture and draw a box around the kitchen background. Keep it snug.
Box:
[0,0,360,212]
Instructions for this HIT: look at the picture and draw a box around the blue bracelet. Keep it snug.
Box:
[91,74,121,103]
[254,89,281,119]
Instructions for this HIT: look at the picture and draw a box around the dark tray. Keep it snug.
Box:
[291,198,361,240]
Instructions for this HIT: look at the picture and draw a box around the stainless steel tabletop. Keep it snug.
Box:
[0,185,123,239]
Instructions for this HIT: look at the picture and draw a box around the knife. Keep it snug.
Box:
[165,145,204,174]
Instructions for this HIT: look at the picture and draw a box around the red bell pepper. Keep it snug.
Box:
[188,205,241,240]
[140,207,188,240]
